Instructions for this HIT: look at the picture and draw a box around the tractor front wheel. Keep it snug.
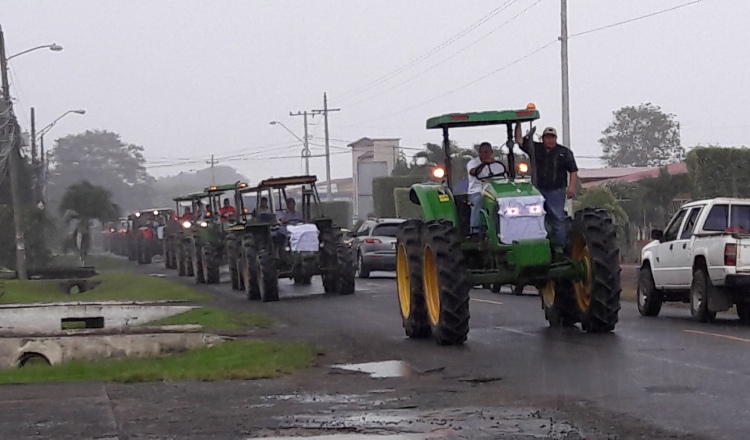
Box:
[320,229,355,296]
[569,208,622,333]
[243,242,260,300]
[421,220,470,345]
[191,240,204,284]
[540,281,578,328]
[202,245,221,284]
[396,220,430,339]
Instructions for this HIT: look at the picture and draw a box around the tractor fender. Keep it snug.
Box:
[408,184,459,226]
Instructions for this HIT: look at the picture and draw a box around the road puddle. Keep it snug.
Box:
[332,360,417,378]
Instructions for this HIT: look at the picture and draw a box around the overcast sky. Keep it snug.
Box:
[4,0,748,181]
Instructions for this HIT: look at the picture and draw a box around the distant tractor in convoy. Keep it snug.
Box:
[230,176,355,302]
[396,105,621,345]
[639,198,750,323]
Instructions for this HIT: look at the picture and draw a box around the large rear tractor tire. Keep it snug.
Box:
[421,220,470,345]
[396,220,430,339]
[191,239,204,284]
[321,229,356,296]
[201,244,221,284]
[569,208,621,333]
[176,243,186,276]
[540,280,578,328]
[637,265,662,317]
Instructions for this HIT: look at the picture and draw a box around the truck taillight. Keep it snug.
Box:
[725,243,737,266]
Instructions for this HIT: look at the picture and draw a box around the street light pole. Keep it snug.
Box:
[0,24,27,280]
[289,111,311,175]
[35,109,86,203]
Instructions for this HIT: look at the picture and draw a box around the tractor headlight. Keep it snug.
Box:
[182,221,192,229]
[505,207,521,216]
[199,221,208,228]
[528,204,543,214]
[135,212,141,218]
[517,162,529,174]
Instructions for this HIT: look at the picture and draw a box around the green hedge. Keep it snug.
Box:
[315,200,352,229]
[687,147,750,198]
[394,188,423,219]
[373,176,425,218]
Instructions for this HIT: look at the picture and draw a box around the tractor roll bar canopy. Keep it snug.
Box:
[425,106,540,189]
[426,107,540,130]
[238,175,317,193]
[204,182,248,193]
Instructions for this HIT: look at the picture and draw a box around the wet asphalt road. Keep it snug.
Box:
[199,271,750,440]
[2,263,750,439]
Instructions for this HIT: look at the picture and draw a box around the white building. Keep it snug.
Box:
[347,137,401,219]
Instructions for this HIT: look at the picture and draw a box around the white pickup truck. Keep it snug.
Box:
[639,198,750,323]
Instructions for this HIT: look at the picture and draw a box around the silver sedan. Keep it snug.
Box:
[350,218,405,278]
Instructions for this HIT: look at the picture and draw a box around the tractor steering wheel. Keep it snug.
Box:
[476,162,507,180]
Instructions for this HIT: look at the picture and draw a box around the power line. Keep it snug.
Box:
[570,0,708,38]
[348,39,557,127]
[336,0,519,101]
[341,0,544,109]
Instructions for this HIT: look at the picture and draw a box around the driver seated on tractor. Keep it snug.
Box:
[466,142,506,237]
[180,207,193,222]
[219,198,236,222]
[279,197,304,225]
[194,202,205,220]
[252,196,276,223]
[514,124,578,250]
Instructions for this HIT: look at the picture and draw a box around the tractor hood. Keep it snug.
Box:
[482,178,541,199]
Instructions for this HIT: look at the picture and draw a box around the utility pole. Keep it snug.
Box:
[560,0,571,149]
[206,154,218,184]
[289,110,311,175]
[30,107,36,163]
[311,93,340,201]
[0,25,28,280]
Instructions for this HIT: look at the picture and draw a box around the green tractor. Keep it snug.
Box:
[232,175,355,302]
[182,185,239,285]
[396,106,621,345]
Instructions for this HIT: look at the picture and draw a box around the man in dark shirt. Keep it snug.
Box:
[515,125,578,248]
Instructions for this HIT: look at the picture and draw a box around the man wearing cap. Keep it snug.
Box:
[515,125,578,250]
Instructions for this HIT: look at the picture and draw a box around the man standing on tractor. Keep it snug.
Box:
[219,198,236,222]
[466,142,506,237]
[515,125,578,250]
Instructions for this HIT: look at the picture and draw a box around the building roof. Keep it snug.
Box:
[582,163,688,188]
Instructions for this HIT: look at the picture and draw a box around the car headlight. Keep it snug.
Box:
[182,221,192,229]
[199,221,208,228]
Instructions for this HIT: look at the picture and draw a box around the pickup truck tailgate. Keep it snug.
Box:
[736,237,750,272]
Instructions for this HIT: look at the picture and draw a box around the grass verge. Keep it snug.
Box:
[145,308,274,330]
[0,341,315,384]
[0,272,210,304]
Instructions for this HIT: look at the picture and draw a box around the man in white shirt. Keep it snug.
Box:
[466,142,506,236]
